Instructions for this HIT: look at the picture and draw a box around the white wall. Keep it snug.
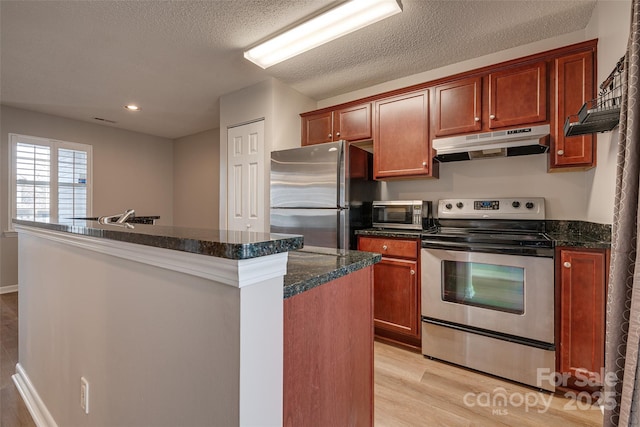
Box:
[585,0,631,224]
[218,78,315,230]
[379,154,586,220]
[0,106,174,289]
[317,5,631,223]
[173,128,220,228]
[16,226,286,426]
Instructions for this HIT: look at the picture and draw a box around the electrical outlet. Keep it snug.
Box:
[80,377,89,414]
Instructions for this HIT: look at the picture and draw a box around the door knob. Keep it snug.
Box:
[563,261,571,268]
[246,224,251,229]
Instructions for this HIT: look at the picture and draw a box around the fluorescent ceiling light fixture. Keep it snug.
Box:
[124,104,141,111]
[244,0,402,69]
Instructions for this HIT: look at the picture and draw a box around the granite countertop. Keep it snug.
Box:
[355,228,423,239]
[71,215,160,224]
[13,219,303,260]
[284,246,381,299]
[357,220,612,250]
[545,220,611,249]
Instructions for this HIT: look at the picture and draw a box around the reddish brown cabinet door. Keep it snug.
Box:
[373,257,419,338]
[550,50,595,170]
[334,103,372,142]
[374,90,431,179]
[358,236,421,348]
[301,111,333,146]
[433,76,482,136]
[488,61,547,129]
[302,104,371,146]
[558,248,606,386]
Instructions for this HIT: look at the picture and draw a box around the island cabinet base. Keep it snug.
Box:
[283,266,374,427]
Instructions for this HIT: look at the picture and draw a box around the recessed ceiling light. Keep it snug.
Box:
[244,0,402,69]
[124,104,141,111]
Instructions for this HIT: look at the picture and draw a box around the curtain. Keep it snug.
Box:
[605,1,640,425]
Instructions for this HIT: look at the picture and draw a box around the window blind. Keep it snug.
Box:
[11,135,92,225]
[15,143,51,221]
[58,148,88,219]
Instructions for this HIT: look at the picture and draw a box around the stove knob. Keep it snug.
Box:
[512,201,521,208]
[445,203,453,210]
[526,202,535,209]
[456,202,464,209]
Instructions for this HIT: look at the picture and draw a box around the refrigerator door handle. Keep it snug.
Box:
[337,140,346,208]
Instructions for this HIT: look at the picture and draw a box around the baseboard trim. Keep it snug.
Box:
[12,363,58,427]
[1,285,18,294]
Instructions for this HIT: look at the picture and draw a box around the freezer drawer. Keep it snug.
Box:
[270,208,347,249]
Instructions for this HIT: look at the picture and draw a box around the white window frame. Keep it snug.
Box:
[9,133,93,231]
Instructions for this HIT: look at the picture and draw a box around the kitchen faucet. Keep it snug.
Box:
[98,209,135,228]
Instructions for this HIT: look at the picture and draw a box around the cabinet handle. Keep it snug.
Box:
[336,131,340,137]
[328,133,332,138]
[410,269,415,275]
[382,245,388,251]
[422,161,427,166]
[474,117,480,122]
[563,261,571,268]
[489,114,496,120]
[246,224,251,229]
[557,150,565,155]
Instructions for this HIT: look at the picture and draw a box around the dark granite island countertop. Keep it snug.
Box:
[12,219,303,260]
[283,247,381,299]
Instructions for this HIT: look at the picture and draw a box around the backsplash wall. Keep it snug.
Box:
[380,153,590,221]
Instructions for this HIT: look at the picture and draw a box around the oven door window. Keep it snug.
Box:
[442,261,524,314]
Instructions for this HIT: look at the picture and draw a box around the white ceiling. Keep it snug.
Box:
[1,0,597,139]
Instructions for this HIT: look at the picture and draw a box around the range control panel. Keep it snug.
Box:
[438,197,545,220]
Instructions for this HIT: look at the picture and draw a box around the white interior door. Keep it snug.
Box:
[227,120,265,232]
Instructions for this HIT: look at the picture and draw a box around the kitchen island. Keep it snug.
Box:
[12,220,379,427]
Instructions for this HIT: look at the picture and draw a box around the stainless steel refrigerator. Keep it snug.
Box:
[270,141,378,250]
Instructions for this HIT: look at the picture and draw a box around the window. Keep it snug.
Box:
[10,134,92,227]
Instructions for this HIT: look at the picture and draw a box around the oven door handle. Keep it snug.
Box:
[421,240,554,257]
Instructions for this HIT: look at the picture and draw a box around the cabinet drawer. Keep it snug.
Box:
[358,237,418,259]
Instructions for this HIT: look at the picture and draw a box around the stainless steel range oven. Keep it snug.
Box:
[421,198,556,391]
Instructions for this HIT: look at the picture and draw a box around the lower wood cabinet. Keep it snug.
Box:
[358,235,421,351]
[556,247,608,390]
[284,266,374,426]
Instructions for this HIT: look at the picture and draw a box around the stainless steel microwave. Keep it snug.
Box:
[372,200,433,230]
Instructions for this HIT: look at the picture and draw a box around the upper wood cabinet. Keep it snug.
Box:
[557,247,607,388]
[300,40,597,174]
[432,61,547,137]
[433,76,482,137]
[301,110,333,145]
[374,90,431,179]
[488,61,547,129]
[301,103,371,146]
[550,50,596,171]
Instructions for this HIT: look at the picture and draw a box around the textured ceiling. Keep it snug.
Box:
[1,0,597,139]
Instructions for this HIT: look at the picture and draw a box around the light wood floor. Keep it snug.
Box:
[375,340,603,426]
[1,293,603,426]
[1,292,35,427]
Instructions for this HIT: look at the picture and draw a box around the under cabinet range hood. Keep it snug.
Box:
[432,124,550,162]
